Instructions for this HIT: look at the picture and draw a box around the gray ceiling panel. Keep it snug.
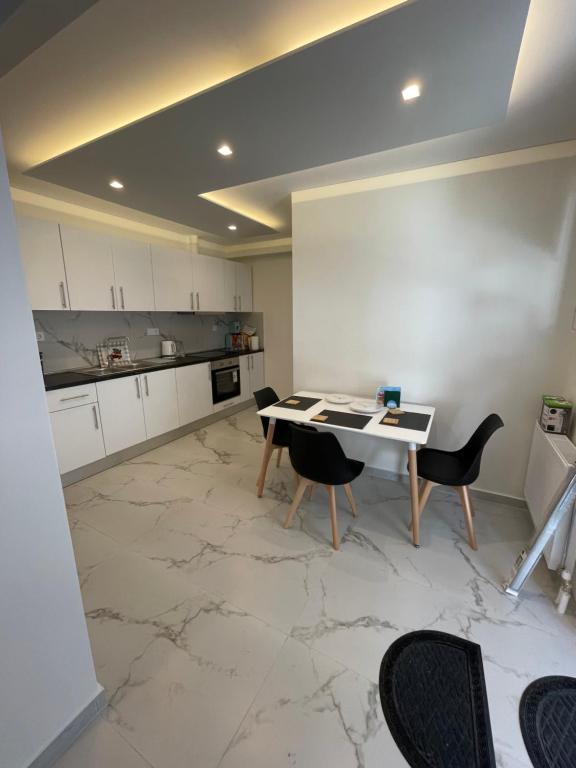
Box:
[0,0,99,77]
[28,0,530,238]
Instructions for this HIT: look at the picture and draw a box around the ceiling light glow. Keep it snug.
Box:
[109,179,124,189]
[227,224,237,231]
[217,143,233,156]
[401,83,421,102]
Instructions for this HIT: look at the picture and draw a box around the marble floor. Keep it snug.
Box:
[54,408,576,768]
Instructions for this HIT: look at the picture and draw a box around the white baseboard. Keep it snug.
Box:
[61,399,255,486]
[365,466,527,509]
[28,688,106,768]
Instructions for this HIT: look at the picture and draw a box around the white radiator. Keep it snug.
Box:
[524,421,576,570]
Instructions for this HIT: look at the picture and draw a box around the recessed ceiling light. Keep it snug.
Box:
[401,83,421,102]
[228,224,237,231]
[217,143,233,157]
[109,179,124,189]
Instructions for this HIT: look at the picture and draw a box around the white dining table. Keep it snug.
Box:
[256,390,436,547]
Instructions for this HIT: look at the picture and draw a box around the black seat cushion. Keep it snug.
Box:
[417,448,470,486]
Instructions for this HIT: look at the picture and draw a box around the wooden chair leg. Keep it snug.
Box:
[418,480,434,519]
[327,485,340,550]
[343,484,358,517]
[276,447,283,467]
[284,479,309,529]
[409,479,434,530]
[256,422,276,497]
[457,486,478,550]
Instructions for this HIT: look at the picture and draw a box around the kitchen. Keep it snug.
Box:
[3,2,576,768]
[19,212,265,478]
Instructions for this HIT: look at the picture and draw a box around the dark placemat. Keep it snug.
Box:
[380,411,431,432]
[520,676,576,768]
[310,410,371,430]
[275,395,322,411]
[380,630,496,768]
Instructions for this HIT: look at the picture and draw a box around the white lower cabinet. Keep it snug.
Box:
[141,368,180,438]
[50,358,250,472]
[50,404,105,474]
[176,363,213,425]
[96,375,147,455]
[250,352,265,393]
[240,352,265,401]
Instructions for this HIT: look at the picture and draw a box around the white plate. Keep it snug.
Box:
[325,393,354,404]
[349,400,384,414]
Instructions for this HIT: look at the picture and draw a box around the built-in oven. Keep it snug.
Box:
[211,357,240,404]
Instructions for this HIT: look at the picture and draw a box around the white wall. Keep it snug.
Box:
[0,136,101,766]
[292,157,576,499]
[242,253,293,397]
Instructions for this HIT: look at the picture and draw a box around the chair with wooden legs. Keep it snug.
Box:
[254,386,292,469]
[283,424,365,550]
[254,388,317,496]
[414,414,504,550]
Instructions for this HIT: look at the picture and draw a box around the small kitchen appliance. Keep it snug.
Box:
[161,339,177,357]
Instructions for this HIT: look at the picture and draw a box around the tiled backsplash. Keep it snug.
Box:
[34,310,262,373]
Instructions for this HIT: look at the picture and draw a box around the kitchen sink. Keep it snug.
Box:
[74,362,151,376]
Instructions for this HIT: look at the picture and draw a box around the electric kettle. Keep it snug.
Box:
[161,339,177,357]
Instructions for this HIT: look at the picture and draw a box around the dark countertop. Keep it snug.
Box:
[43,348,263,391]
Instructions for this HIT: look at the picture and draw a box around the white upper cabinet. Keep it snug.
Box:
[111,239,155,311]
[192,254,229,312]
[18,215,252,314]
[151,245,194,311]
[235,262,253,312]
[224,260,238,312]
[17,215,70,310]
[60,225,116,311]
[226,260,253,312]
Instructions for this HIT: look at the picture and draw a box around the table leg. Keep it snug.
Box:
[407,442,420,547]
[256,418,276,497]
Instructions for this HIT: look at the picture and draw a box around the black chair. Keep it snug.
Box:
[415,414,504,550]
[254,388,317,497]
[284,424,364,550]
[254,387,292,466]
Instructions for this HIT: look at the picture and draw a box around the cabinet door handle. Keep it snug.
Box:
[59,281,67,308]
[196,292,200,310]
[93,405,99,430]
[144,375,150,397]
[120,286,125,310]
[190,292,195,310]
[135,378,141,399]
[111,285,116,310]
[60,393,90,402]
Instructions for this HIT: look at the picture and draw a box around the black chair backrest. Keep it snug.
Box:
[289,423,351,486]
[458,414,503,485]
[254,387,279,439]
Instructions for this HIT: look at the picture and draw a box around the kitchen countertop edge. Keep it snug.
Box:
[43,349,263,391]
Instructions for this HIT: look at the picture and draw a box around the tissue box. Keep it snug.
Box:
[540,395,573,435]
